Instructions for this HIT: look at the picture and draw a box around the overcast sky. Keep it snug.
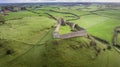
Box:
[0,0,120,3]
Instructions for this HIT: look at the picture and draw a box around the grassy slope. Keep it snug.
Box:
[72,14,120,43]
[94,9,120,19]
[1,37,120,67]
[72,15,109,28]
[0,16,55,44]
[0,5,120,67]
[5,11,38,20]
[0,11,55,67]
[87,19,120,43]
[0,39,32,66]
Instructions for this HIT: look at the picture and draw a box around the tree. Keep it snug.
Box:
[107,46,112,50]
[0,14,5,24]
[21,7,26,10]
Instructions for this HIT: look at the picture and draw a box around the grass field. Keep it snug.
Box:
[59,25,71,34]
[75,9,120,44]
[2,37,120,67]
[0,16,55,44]
[0,4,120,67]
[94,9,120,19]
[5,11,38,20]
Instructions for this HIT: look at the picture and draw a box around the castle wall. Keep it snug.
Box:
[53,18,87,39]
[59,30,87,39]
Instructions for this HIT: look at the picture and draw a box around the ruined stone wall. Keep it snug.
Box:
[112,26,120,45]
[53,18,87,39]
[53,18,62,38]
[59,30,87,39]
[67,22,85,31]
[112,26,120,52]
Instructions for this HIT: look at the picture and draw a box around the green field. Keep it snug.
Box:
[5,11,38,20]
[0,16,55,44]
[59,25,71,34]
[0,4,120,67]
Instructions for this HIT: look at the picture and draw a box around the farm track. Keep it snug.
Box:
[5,28,54,64]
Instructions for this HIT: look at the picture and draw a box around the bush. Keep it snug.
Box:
[6,48,14,55]
[0,14,5,24]
[90,41,96,46]
[107,46,112,50]
[0,43,3,47]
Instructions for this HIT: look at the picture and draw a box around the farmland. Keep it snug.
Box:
[0,3,120,67]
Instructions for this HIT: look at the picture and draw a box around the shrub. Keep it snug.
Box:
[107,46,112,50]
[6,49,14,55]
[103,48,106,51]
[0,14,5,24]
[90,41,96,46]
[0,43,3,47]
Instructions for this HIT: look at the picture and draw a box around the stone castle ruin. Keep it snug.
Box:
[53,18,87,39]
